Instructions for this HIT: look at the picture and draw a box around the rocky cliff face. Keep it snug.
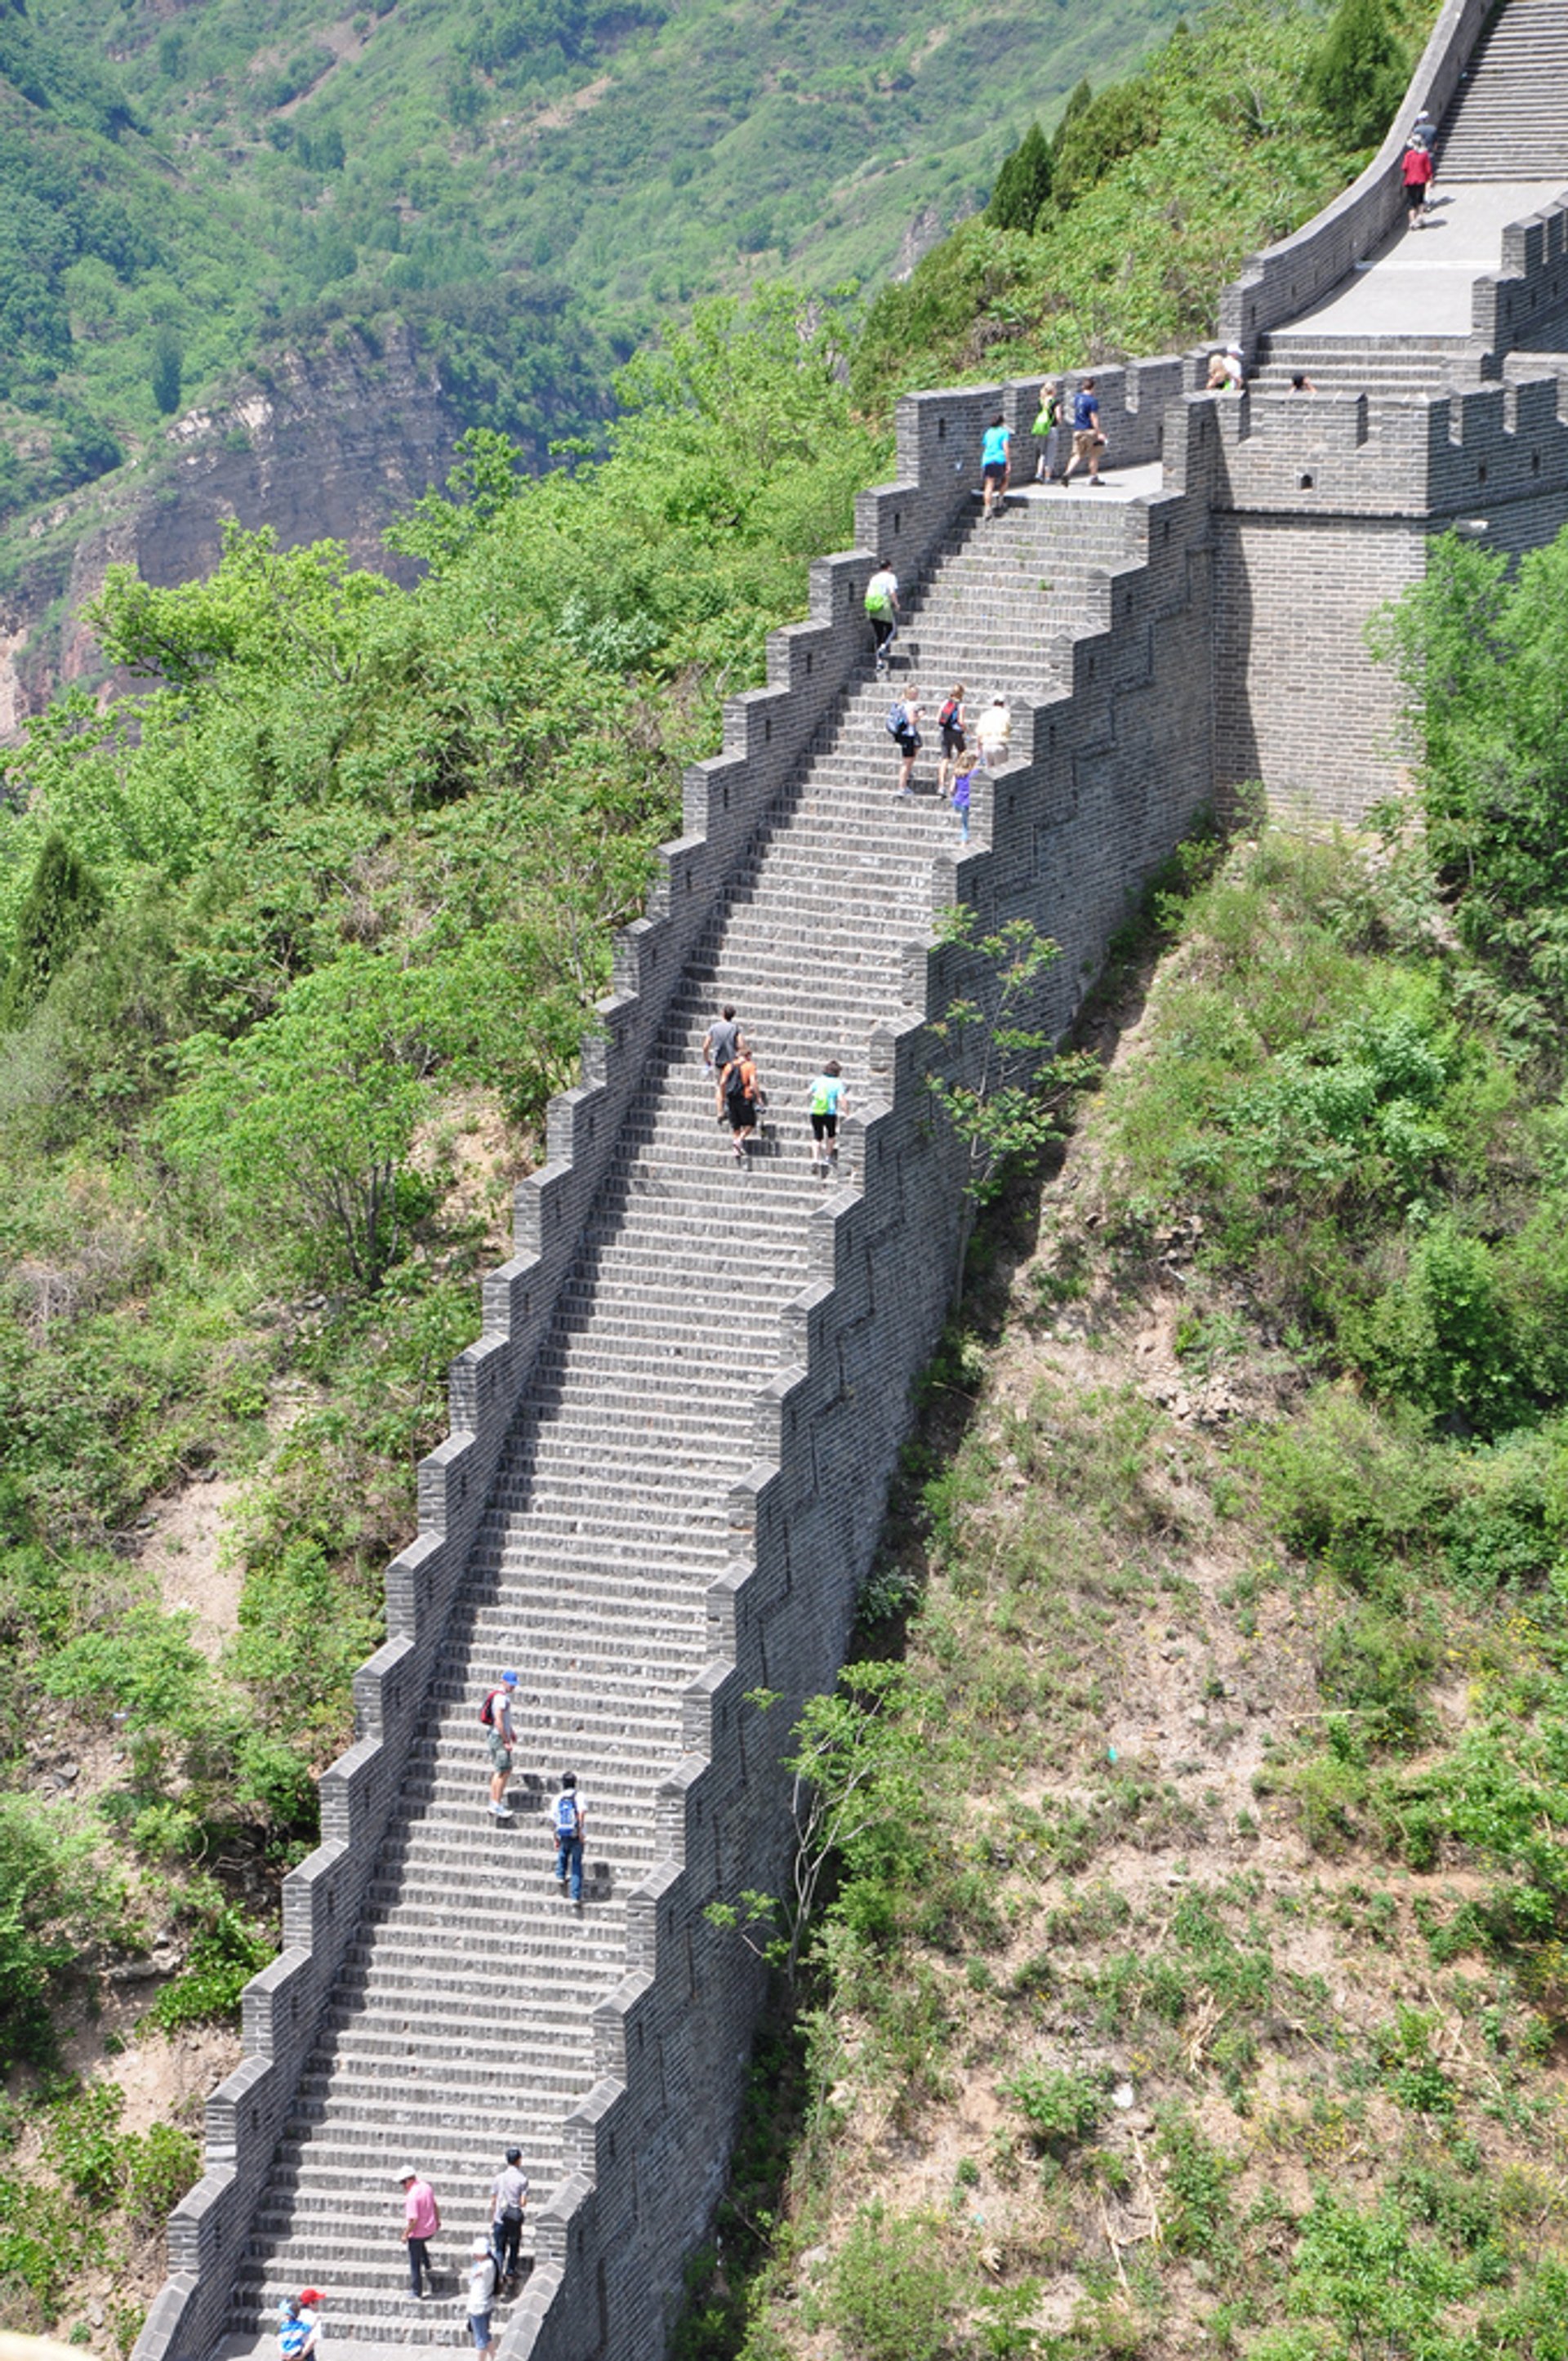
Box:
[0,321,460,738]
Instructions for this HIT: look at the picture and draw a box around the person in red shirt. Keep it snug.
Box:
[1402,137,1433,229]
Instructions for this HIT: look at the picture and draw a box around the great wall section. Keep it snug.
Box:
[134,2,1568,2355]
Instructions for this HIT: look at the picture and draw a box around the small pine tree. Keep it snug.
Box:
[151,328,182,418]
[0,833,106,1029]
[1312,0,1407,147]
[1053,78,1094,156]
[987,120,1053,231]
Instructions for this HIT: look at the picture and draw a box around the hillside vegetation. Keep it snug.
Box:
[675,537,1568,2359]
[0,0,1472,2334]
[0,0,1201,561]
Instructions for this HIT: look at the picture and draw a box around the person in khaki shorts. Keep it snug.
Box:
[1062,377,1107,486]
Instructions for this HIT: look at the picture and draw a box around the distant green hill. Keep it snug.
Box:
[0,0,1197,548]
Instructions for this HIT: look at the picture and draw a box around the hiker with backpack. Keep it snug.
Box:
[887,684,921,797]
[703,1005,748,1119]
[720,1049,765,1160]
[479,1670,519,1820]
[936,684,967,795]
[806,1062,846,1178]
[864,558,902,674]
[489,2146,530,2289]
[551,1771,586,1902]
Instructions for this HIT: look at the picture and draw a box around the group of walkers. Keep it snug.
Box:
[983,381,1110,501]
[273,2150,533,2357]
[702,1004,846,1175]
[399,2151,532,2346]
[878,679,1011,839]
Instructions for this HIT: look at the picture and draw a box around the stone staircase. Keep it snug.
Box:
[1250,331,1480,398]
[1438,0,1568,176]
[224,487,1140,2345]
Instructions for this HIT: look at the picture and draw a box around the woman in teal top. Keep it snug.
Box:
[981,413,1011,519]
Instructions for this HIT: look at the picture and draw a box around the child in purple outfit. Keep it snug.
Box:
[951,764,974,844]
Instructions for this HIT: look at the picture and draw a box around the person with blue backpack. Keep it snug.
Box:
[551,1771,586,1902]
[885,682,921,796]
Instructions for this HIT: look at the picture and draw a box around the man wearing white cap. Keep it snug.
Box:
[479,1670,519,1819]
[467,2236,499,2359]
[397,2164,440,2299]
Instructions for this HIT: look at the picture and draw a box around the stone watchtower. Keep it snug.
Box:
[134,5,1568,2359]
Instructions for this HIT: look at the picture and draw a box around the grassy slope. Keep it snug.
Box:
[694,831,1568,2361]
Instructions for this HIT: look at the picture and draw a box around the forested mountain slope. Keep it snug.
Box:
[0,0,1195,557]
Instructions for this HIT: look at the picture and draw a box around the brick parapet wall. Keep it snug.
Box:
[1205,368,1568,813]
[133,378,1008,2361]
[1475,194,1568,366]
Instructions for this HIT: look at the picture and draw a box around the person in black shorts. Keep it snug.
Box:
[936,684,967,795]
[807,1062,846,1176]
[893,684,921,797]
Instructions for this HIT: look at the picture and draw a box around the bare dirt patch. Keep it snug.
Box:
[143,1476,245,1662]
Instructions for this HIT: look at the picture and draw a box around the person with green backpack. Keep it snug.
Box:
[864,557,902,674]
[1031,379,1062,482]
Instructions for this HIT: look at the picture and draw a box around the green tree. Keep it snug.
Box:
[925,908,1094,1304]
[987,120,1052,230]
[0,831,105,1029]
[1373,529,1568,1031]
[706,1663,925,1986]
[150,326,182,417]
[1050,77,1162,208]
[1312,0,1406,147]
[161,948,434,1290]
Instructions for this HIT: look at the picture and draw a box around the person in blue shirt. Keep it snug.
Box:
[980,413,1011,518]
[1061,378,1106,486]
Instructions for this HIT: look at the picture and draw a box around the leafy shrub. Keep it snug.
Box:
[147,1906,273,2031]
[829,2207,960,2361]
[47,2083,124,2201]
[0,1796,107,2070]
[122,2123,202,2230]
[1001,2062,1107,2153]
[1155,2110,1236,2256]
